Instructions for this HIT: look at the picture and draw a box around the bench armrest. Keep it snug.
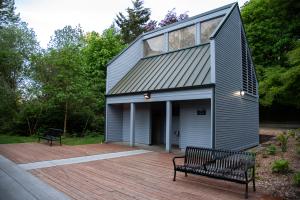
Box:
[173,156,185,169]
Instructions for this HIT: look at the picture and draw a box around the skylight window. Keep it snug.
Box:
[144,35,164,57]
[168,25,196,51]
[200,16,223,43]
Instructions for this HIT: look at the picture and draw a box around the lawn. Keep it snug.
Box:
[0,134,104,145]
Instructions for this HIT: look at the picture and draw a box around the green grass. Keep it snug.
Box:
[62,135,104,145]
[0,134,37,144]
[0,134,104,145]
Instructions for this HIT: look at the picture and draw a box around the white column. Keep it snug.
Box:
[165,101,172,152]
[130,103,136,147]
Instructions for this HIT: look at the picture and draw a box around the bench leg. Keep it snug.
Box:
[60,137,62,146]
[38,137,40,143]
[173,170,176,181]
[50,139,52,146]
[185,172,188,177]
[245,183,248,199]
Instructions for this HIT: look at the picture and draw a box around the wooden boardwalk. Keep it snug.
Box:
[0,143,264,199]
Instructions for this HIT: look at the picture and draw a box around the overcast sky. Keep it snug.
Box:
[15,0,248,48]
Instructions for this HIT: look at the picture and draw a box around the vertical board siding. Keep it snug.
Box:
[172,116,180,145]
[180,100,211,149]
[214,7,259,150]
[106,40,143,92]
[135,104,151,144]
[122,104,150,144]
[122,104,130,142]
[106,104,123,142]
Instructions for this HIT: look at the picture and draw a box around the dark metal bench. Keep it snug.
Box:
[38,128,63,146]
[173,146,256,198]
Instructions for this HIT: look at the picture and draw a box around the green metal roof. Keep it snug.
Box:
[108,44,211,95]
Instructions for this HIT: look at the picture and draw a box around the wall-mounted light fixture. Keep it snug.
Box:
[240,90,245,96]
[144,92,151,99]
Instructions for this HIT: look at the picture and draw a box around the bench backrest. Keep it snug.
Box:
[46,128,63,137]
[185,146,255,169]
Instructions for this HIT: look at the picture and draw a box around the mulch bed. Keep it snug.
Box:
[253,128,300,199]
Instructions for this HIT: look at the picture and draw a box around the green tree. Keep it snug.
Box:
[115,0,150,44]
[32,25,87,135]
[242,0,300,67]
[242,0,300,109]
[0,0,20,27]
[82,27,125,132]
[0,0,38,133]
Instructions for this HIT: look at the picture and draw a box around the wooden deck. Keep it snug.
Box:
[0,143,264,199]
[0,143,136,164]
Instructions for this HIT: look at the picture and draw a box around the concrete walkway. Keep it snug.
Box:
[0,155,70,200]
[19,149,151,170]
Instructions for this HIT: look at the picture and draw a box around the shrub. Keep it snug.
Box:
[271,159,289,173]
[276,132,289,152]
[266,144,276,155]
[293,172,300,186]
[287,129,296,138]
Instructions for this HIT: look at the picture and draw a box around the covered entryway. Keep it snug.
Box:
[106,93,213,152]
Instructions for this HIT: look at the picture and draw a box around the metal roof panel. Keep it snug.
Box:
[108,44,211,95]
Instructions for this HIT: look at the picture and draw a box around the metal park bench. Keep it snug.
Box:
[173,146,256,198]
[38,128,63,146]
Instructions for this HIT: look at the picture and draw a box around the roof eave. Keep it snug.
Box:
[105,84,215,97]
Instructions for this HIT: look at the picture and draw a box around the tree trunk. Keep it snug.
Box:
[26,117,32,135]
[82,115,90,136]
[33,107,43,134]
[64,101,68,136]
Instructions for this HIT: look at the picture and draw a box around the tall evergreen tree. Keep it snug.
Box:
[115,0,150,44]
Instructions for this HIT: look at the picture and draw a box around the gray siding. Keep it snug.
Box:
[121,104,150,144]
[214,7,259,150]
[172,116,180,145]
[135,104,151,144]
[106,40,143,92]
[122,104,130,141]
[180,100,211,149]
[106,104,123,142]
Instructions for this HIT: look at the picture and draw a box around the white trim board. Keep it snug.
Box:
[19,150,151,170]
[107,88,212,104]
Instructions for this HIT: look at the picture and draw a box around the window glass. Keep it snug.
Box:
[144,35,164,57]
[168,25,195,51]
[200,17,223,43]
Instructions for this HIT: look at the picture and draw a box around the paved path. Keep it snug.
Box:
[19,149,151,170]
[0,155,70,200]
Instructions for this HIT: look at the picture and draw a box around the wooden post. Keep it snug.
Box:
[166,101,172,152]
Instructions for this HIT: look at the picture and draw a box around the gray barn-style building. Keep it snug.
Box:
[105,2,259,152]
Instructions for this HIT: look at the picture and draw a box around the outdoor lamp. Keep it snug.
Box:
[144,92,151,99]
[240,90,245,96]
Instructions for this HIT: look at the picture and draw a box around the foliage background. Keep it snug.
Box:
[0,0,299,138]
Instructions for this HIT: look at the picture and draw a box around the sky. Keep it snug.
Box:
[15,0,248,48]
